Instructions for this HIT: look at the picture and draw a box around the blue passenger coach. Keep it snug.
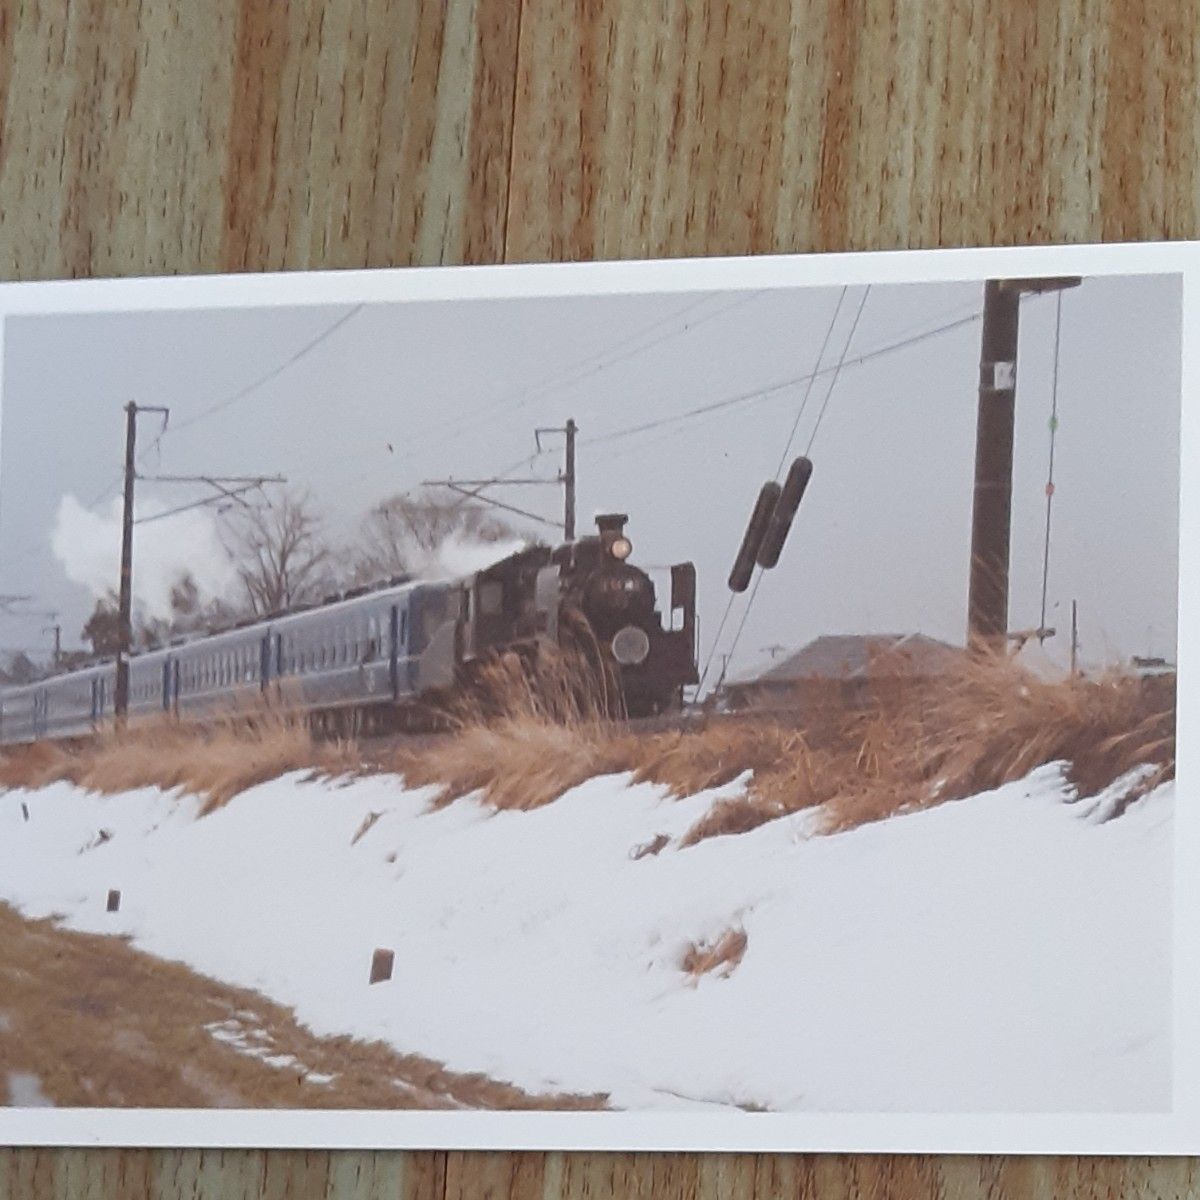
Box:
[0,578,459,745]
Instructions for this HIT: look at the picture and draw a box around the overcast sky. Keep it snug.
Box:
[0,273,1181,681]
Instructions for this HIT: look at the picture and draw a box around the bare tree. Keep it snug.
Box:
[223,489,333,616]
[82,593,122,656]
[352,489,515,582]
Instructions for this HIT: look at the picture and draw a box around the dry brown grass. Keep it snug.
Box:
[680,928,748,980]
[682,652,1177,840]
[0,702,357,814]
[0,901,604,1110]
[0,650,1173,844]
[398,647,1175,844]
[393,647,633,810]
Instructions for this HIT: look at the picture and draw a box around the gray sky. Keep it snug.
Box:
[0,274,1181,680]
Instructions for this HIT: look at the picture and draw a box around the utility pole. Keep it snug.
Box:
[1070,599,1079,675]
[116,402,167,719]
[535,418,578,539]
[113,402,284,719]
[428,418,579,541]
[967,277,1080,650]
[563,417,576,540]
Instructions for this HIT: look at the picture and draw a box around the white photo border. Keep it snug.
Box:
[0,240,1195,1154]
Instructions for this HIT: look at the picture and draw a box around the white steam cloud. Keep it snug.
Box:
[411,531,528,581]
[51,494,239,621]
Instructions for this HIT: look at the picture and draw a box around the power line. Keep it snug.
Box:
[695,287,856,697]
[803,287,872,456]
[583,310,982,451]
[778,286,849,473]
[380,291,766,475]
[716,286,872,693]
[167,304,365,439]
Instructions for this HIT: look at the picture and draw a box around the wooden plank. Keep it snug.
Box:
[0,0,520,279]
[0,0,1197,1196]
[505,0,1199,261]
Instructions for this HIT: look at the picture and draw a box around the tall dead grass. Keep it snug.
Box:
[395,647,1175,845]
[0,702,357,814]
[709,652,1176,838]
[1,648,1173,843]
[395,648,631,810]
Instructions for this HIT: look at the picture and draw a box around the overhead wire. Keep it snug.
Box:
[582,309,983,452]
[694,286,853,697]
[168,304,365,438]
[377,290,767,475]
[714,286,873,695]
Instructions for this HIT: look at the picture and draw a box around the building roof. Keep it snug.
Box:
[730,633,961,688]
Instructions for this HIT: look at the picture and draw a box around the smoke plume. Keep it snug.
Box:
[51,495,238,621]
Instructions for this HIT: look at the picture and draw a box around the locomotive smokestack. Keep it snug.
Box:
[596,513,632,562]
[596,513,628,537]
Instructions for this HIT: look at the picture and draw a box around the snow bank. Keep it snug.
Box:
[0,763,1173,1112]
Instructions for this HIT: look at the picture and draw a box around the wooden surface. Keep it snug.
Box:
[0,0,1196,1195]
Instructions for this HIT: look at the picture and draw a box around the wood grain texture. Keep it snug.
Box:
[0,0,1197,1196]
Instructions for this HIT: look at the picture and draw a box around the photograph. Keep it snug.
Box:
[0,247,1190,1151]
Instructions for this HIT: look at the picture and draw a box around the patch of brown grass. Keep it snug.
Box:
[680,928,748,980]
[0,901,604,1110]
[820,653,1175,832]
[394,648,1174,843]
[0,702,357,814]
[400,718,630,811]
[393,647,635,810]
[630,721,800,797]
[638,653,1174,843]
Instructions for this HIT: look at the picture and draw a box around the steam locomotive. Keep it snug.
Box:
[0,513,698,744]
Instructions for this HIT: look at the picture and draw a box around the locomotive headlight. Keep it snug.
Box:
[612,625,651,666]
[610,536,633,561]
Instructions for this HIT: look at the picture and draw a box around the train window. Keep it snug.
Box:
[478,581,504,616]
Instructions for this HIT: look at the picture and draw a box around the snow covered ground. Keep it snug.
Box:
[0,762,1173,1112]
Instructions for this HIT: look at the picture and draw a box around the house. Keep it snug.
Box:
[722,632,962,713]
